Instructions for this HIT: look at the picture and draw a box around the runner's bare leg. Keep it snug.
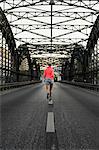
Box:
[45,84,49,94]
[49,84,53,98]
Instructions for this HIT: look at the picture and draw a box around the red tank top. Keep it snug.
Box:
[44,66,54,79]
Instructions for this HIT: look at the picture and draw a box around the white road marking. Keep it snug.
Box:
[46,112,55,133]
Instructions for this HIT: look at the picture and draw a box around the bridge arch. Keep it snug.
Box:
[0,7,16,83]
[86,15,99,84]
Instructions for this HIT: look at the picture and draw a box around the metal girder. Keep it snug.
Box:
[5,10,97,18]
[0,1,99,85]
[11,24,50,39]
[87,15,99,55]
[1,0,99,11]
[0,7,16,54]
[0,0,99,58]
[17,44,32,68]
[60,0,98,12]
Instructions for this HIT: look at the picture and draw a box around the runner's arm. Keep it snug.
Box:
[43,69,46,79]
[52,69,54,79]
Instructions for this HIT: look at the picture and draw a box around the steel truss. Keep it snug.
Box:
[86,15,99,84]
[0,7,16,84]
[1,1,98,48]
[0,0,99,84]
[0,7,39,83]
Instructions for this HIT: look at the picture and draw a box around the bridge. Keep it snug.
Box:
[0,0,99,150]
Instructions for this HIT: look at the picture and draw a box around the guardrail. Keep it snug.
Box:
[60,80,99,92]
[0,80,42,91]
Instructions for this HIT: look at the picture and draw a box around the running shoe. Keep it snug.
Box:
[48,98,53,105]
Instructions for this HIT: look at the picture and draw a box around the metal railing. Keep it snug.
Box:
[0,80,42,91]
[60,80,99,92]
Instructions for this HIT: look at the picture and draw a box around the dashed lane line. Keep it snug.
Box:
[46,112,55,133]
[46,109,59,150]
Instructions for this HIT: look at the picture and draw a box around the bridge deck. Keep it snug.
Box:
[1,83,99,150]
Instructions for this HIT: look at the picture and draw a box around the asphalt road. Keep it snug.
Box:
[0,82,99,150]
